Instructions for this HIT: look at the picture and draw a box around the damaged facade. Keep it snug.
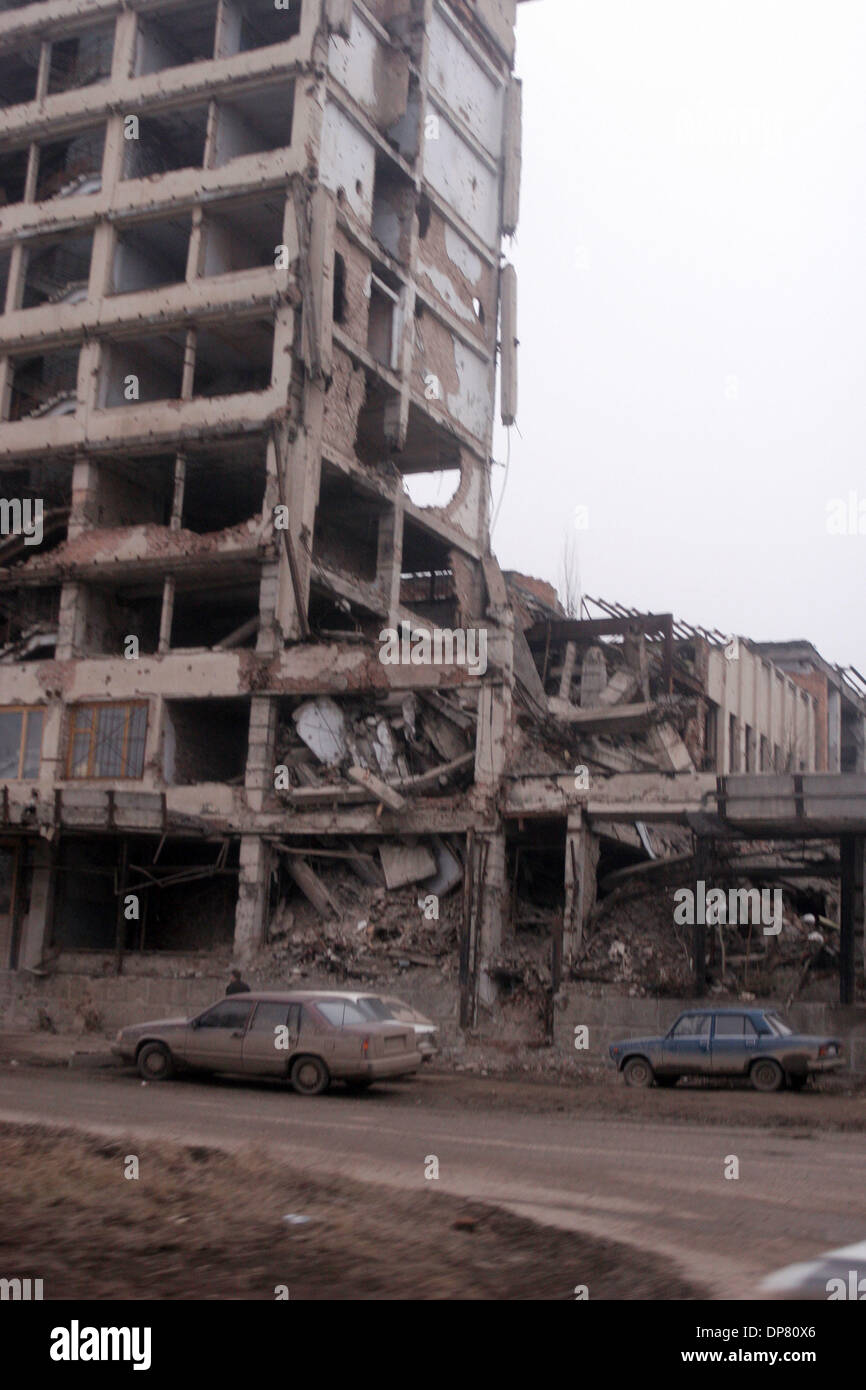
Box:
[2,0,866,1046]
[0,0,526,1028]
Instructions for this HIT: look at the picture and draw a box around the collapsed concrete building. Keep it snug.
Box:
[1,0,866,1053]
[0,0,526,1025]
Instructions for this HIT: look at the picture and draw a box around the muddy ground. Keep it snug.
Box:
[0,1120,706,1300]
[413,1069,866,1132]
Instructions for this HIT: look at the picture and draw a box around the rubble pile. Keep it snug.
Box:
[275,689,477,798]
[257,857,463,983]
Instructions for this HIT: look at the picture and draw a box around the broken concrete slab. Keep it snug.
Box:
[380,841,437,889]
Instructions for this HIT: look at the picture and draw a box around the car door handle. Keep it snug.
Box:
[231,1030,245,1038]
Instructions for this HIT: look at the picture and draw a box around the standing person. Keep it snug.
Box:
[225,968,250,996]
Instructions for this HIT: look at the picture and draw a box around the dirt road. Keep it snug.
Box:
[2,1065,865,1298]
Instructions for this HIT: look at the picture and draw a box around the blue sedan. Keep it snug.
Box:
[609,1008,844,1092]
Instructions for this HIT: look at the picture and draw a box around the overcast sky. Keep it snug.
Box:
[492,0,866,674]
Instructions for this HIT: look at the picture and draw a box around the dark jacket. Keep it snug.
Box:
[225,979,250,995]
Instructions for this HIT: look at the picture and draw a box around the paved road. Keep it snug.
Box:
[2,1066,864,1298]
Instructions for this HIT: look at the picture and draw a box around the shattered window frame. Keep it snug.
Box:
[65,701,148,779]
[0,706,44,779]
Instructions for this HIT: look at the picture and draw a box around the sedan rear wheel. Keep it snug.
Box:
[290,1055,330,1096]
[137,1042,175,1081]
[750,1058,784,1093]
[622,1056,654,1088]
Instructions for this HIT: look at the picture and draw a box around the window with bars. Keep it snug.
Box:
[0,707,44,779]
[66,703,147,779]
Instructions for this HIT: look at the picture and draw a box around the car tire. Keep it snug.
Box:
[750,1058,784,1093]
[655,1075,679,1088]
[622,1057,654,1088]
[137,1042,175,1081]
[290,1055,330,1096]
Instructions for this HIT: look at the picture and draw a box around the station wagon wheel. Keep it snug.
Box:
[137,1042,175,1081]
[622,1057,654,1088]
[750,1058,784,1093]
[290,1055,330,1096]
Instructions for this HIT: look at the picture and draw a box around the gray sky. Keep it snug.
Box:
[493,0,866,673]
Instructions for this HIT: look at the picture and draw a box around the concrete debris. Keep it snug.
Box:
[379,842,437,889]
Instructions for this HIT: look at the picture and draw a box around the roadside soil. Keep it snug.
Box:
[0,1120,706,1300]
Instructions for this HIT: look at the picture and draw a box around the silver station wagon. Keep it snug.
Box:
[113,990,421,1095]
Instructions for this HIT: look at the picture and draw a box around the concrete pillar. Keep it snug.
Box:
[244,696,278,812]
[17,839,55,971]
[828,689,842,772]
[234,835,271,960]
[839,834,863,1005]
[563,808,597,964]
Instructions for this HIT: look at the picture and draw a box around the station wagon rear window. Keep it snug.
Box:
[316,1000,370,1026]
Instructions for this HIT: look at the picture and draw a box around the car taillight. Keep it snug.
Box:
[819,1043,839,1057]
[361,1037,369,1056]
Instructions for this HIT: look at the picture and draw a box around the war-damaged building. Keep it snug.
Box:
[2,0,866,1051]
[0,0,526,1027]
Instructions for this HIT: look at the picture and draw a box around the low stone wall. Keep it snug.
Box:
[3,964,865,1075]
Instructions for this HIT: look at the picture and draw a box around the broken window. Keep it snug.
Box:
[181,441,267,532]
[20,231,93,309]
[192,319,274,397]
[163,698,249,784]
[211,82,294,166]
[0,585,60,658]
[0,146,31,207]
[235,0,301,52]
[98,331,185,408]
[505,818,566,935]
[0,248,10,311]
[78,455,175,528]
[35,127,105,201]
[110,215,191,295]
[6,347,80,421]
[312,465,385,582]
[199,193,286,277]
[333,252,347,324]
[133,2,217,74]
[367,274,400,368]
[122,106,209,181]
[66,702,148,779]
[371,158,413,262]
[0,706,43,778]
[169,578,260,649]
[0,38,39,108]
[400,518,456,623]
[76,581,163,656]
[50,834,238,952]
[47,23,114,94]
